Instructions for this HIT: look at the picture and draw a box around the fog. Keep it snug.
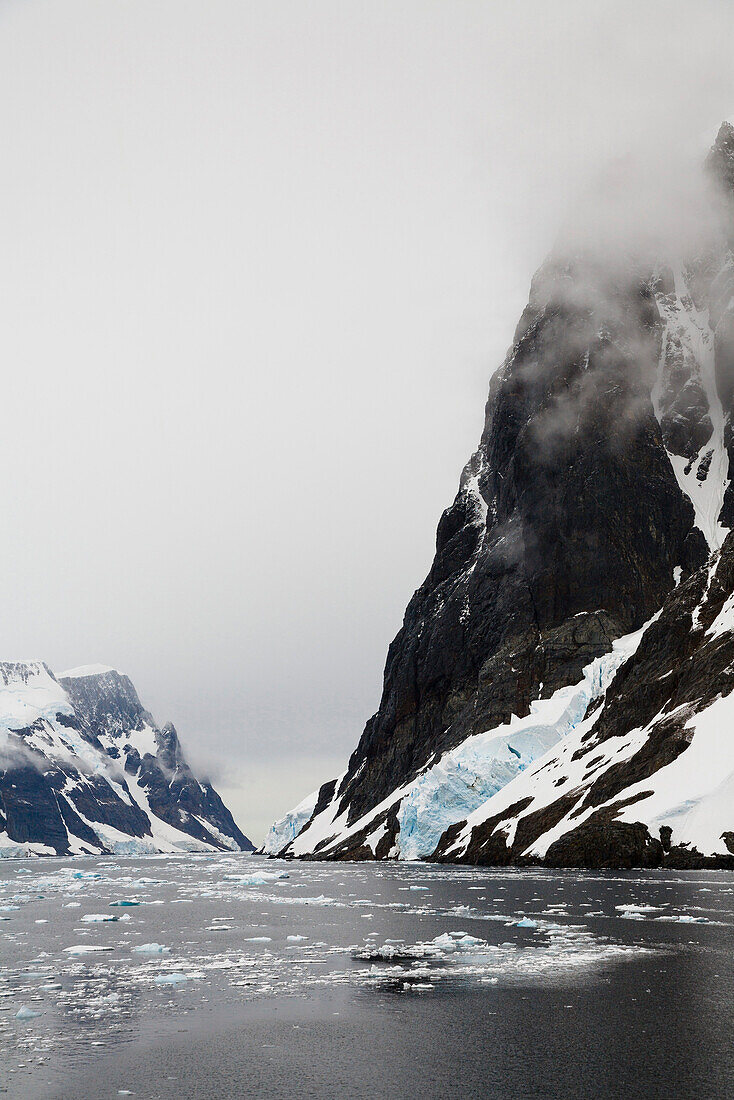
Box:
[0,0,733,842]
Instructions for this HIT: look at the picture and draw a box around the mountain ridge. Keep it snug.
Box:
[268,120,734,868]
[0,660,253,857]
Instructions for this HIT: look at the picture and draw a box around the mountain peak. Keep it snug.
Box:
[59,663,121,680]
[0,660,254,856]
[706,120,734,192]
[272,123,734,868]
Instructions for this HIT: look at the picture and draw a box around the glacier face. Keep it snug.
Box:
[261,789,318,855]
[280,624,648,862]
[394,625,649,860]
[434,537,734,867]
[0,661,253,857]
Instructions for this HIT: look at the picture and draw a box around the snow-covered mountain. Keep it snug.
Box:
[0,661,253,857]
[268,121,734,869]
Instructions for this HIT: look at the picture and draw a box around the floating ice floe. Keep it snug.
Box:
[64,944,115,955]
[132,943,170,954]
[15,1005,42,1020]
[223,871,289,886]
[656,914,713,924]
[615,904,663,918]
[351,922,652,989]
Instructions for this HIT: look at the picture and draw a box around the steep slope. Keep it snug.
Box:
[0,662,253,857]
[433,532,734,869]
[272,122,734,865]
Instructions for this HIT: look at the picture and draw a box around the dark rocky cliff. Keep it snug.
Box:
[278,122,734,866]
[336,260,707,827]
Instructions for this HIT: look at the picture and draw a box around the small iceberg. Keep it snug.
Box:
[656,914,712,924]
[64,945,115,955]
[154,972,191,985]
[223,871,289,886]
[15,1005,42,1020]
[132,942,170,954]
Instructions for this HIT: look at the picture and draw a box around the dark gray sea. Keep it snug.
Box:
[0,853,732,1099]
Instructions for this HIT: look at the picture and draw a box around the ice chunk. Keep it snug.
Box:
[287,935,307,942]
[81,913,119,923]
[516,918,538,929]
[223,872,289,886]
[154,972,191,984]
[656,913,712,924]
[132,942,170,954]
[64,945,115,955]
[110,900,140,907]
[15,1005,42,1020]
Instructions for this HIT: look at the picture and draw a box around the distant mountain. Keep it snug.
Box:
[268,121,734,869]
[0,661,253,857]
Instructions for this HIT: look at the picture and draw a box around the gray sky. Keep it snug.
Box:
[1,0,733,843]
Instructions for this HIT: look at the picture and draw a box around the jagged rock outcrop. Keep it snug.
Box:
[0,662,253,857]
[269,121,734,867]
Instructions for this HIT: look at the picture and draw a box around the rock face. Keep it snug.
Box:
[0,662,253,857]
[433,531,734,870]
[270,121,734,867]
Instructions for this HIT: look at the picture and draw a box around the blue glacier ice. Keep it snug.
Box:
[262,790,318,855]
[395,628,645,860]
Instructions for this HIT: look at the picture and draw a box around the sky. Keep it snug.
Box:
[0,0,734,844]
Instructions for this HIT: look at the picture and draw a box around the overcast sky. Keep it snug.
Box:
[1,0,733,843]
